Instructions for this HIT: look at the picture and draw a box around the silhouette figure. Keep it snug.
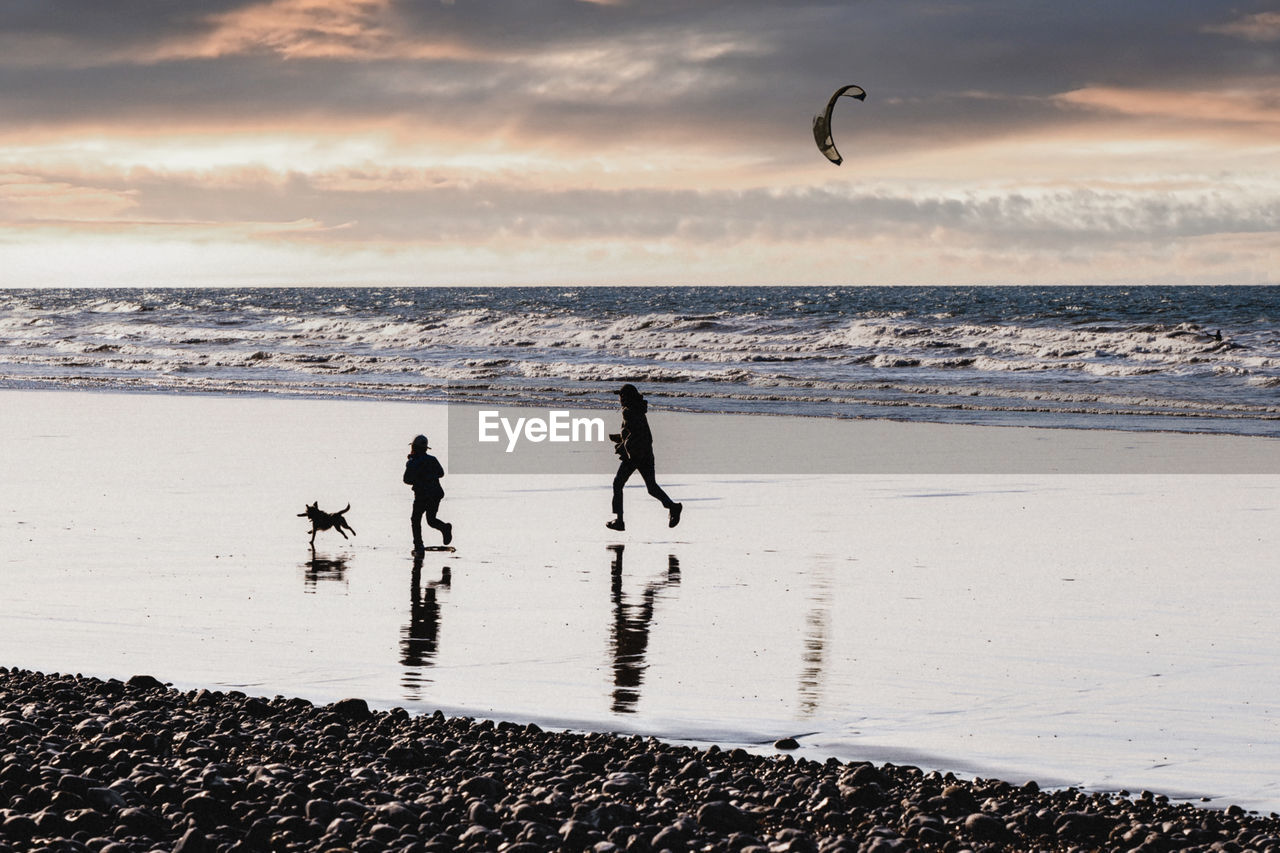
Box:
[302,550,349,592]
[404,434,452,552]
[297,502,356,547]
[606,384,682,531]
[609,545,681,713]
[401,551,451,700]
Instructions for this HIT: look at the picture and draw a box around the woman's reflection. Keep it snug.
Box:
[609,545,680,714]
[401,552,451,700]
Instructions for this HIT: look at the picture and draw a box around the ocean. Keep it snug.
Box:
[1,285,1277,435]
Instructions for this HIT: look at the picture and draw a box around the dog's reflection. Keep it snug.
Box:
[609,545,680,714]
[302,549,350,591]
[401,551,451,699]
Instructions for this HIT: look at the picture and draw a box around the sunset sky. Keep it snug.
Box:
[1,0,1277,287]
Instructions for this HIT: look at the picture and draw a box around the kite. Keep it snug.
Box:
[812,84,866,165]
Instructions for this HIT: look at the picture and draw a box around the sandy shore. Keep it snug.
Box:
[3,389,1280,813]
[4,666,1280,853]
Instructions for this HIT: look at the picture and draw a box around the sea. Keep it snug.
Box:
[1,285,1278,435]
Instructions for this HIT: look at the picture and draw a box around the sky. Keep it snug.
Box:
[0,0,1277,287]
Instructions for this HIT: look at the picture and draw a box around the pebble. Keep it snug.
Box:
[1,666,1278,853]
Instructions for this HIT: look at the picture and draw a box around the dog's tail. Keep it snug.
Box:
[339,504,351,515]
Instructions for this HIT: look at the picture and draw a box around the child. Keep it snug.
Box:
[404,434,452,551]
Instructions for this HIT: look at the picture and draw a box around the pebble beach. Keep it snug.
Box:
[5,666,1280,853]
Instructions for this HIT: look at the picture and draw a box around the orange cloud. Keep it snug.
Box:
[1056,84,1280,127]
[146,0,490,62]
[0,173,137,221]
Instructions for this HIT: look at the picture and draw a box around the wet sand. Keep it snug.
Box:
[2,389,1280,812]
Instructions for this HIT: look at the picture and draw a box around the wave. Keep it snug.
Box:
[1,287,1277,436]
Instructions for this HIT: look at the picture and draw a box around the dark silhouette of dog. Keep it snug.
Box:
[298,502,356,546]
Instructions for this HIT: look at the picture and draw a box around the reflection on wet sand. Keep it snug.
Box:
[302,549,349,592]
[609,545,680,714]
[798,561,832,717]
[401,552,451,700]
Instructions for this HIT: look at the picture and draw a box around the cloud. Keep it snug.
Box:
[1204,11,1280,42]
[7,165,1275,256]
[1056,83,1280,129]
[2,0,1277,167]
[151,0,398,61]
[0,172,137,221]
[1,0,1278,285]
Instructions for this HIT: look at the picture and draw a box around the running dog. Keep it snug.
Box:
[298,502,356,546]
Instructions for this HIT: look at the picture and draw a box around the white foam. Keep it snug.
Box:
[0,296,1276,434]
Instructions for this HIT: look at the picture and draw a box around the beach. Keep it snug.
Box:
[3,388,1280,828]
[4,0,1280,841]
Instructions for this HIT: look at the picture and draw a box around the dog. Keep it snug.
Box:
[298,502,356,546]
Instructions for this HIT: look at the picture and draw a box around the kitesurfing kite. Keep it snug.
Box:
[813,84,866,165]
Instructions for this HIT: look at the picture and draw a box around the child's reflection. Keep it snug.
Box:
[401,552,451,700]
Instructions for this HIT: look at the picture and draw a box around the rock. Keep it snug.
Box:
[1,814,37,842]
[651,822,689,851]
[703,800,757,833]
[560,818,595,850]
[602,772,646,795]
[1055,810,1108,842]
[306,798,336,823]
[85,786,129,811]
[940,783,977,811]
[583,802,639,832]
[329,698,372,721]
[964,811,1007,841]
[459,774,505,800]
[2,666,1279,853]
[376,801,418,826]
[467,799,499,828]
[173,827,208,853]
[675,759,707,780]
[774,737,801,750]
[862,838,912,852]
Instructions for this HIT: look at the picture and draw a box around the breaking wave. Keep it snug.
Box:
[1,286,1277,436]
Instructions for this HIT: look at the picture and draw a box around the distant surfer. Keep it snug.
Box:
[404,434,452,552]
[606,384,682,532]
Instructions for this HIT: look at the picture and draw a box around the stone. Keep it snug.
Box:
[697,800,755,833]
[329,698,372,721]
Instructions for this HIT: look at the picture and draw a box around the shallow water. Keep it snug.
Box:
[3,390,1280,811]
